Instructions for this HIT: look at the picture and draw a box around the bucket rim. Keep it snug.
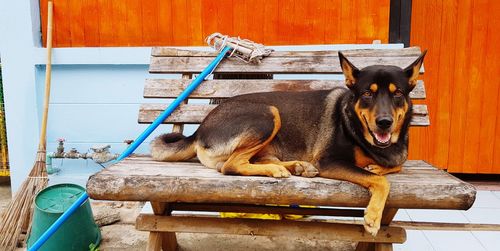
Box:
[34,183,87,214]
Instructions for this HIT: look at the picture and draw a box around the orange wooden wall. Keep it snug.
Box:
[40,0,390,47]
[409,0,500,173]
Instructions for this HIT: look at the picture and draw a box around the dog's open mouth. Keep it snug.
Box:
[373,132,391,146]
[363,116,392,148]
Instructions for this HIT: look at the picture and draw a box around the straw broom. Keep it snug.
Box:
[0,1,53,250]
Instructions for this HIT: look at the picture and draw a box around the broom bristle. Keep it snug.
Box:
[0,152,48,251]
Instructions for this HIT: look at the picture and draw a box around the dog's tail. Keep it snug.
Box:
[150,133,196,161]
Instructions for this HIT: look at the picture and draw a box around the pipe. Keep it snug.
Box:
[115,46,232,161]
[45,153,57,175]
[28,192,89,251]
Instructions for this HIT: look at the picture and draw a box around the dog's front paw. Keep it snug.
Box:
[363,207,382,236]
[269,165,291,178]
[293,162,319,177]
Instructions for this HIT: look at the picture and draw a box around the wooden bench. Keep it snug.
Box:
[87,46,476,251]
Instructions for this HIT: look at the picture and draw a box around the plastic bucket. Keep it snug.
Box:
[27,183,101,251]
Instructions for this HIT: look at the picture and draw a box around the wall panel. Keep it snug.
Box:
[409,0,500,173]
[40,0,390,47]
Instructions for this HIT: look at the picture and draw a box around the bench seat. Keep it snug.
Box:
[88,157,474,210]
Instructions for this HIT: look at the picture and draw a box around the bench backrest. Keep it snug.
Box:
[140,47,429,135]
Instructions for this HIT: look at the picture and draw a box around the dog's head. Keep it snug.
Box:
[339,51,426,148]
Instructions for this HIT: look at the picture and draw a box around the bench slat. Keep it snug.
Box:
[136,215,406,243]
[86,157,476,210]
[151,47,423,57]
[149,56,424,74]
[144,79,426,99]
[138,104,430,126]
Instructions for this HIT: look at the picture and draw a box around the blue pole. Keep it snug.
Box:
[28,192,89,251]
[116,46,232,161]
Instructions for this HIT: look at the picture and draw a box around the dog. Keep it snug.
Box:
[150,51,426,236]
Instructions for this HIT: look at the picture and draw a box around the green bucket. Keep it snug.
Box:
[27,183,101,251]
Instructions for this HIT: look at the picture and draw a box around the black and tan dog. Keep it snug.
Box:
[151,51,426,235]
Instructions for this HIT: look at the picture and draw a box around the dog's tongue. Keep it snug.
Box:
[374,132,391,143]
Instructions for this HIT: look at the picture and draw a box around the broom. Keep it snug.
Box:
[0,1,53,250]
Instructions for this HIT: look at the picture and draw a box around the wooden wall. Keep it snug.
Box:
[39,0,390,47]
[409,0,500,173]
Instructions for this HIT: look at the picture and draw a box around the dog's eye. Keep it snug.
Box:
[394,90,403,98]
[362,91,373,97]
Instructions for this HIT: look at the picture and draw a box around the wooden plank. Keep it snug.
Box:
[171,0,189,46]
[340,0,356,42]
[390,221,500,231]
[150,47,423,57]
[40,0,49,47]
[457,0,486,172]
[125,0,143,44]
[87,157,476,209]
[97,0,115,46]
[302,218,500,231]
[262,0,279,44]
[476,0,499,173]
[149,56,424,74]
[186,0,203,46]
[136,215,406,243]
[143,79,426,99]
[68,0,86,47]
[53,0,71,47]
[170,203,365,217]
[41,1,391,47]
[82,0,101,47]
[141,0,159,46]
[431,0,457,170]
[157,0,173,45]
[137,104,429,126]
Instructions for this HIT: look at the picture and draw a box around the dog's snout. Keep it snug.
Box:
[376,116,393,130]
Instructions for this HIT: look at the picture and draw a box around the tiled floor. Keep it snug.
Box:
[395,190,500,251]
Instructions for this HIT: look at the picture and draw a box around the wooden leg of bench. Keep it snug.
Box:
[149,202,178,251]
[160,232,178,251]
[355,208,399,251]
[374,243,393,251]
[147,232,163,251]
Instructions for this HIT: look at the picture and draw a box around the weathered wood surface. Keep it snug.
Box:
[87,157,476,210]
[149,56,424,74]
[314,218,500,232]
[144,79,426,99]
[151,47,422,58]
[136,215,406,244]
[138,104,430,126]
[391,221,500,231]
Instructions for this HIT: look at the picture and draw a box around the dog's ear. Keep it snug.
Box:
[339,52,360,89]
[404,50,427,90]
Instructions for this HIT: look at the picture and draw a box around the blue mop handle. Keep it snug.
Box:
[30,47,232,251]
[28,192,89,251]
[115,46,232,162]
